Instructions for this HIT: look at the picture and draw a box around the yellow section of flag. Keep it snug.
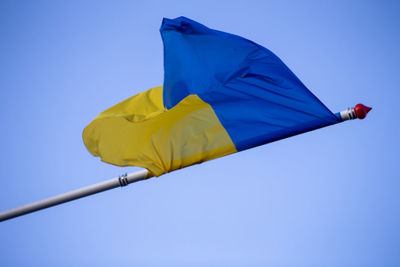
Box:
[83,86,237,176]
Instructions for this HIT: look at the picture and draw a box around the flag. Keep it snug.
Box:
[83,17,340,176]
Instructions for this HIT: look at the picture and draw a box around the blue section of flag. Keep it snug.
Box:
[161,17,339,151]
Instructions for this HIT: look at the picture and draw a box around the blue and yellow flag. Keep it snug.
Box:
[83,17,340,176]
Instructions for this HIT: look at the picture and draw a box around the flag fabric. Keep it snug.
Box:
[83,17,340,176]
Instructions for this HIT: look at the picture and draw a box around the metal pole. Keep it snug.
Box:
[0,170,150,222]
[0,104,372,223]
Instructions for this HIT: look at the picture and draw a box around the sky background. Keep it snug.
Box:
[0,0,399,266]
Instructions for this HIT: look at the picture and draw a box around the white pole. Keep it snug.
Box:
[0,104,371,223]
[0,170,150,222]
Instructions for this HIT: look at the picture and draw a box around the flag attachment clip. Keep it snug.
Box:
[118,173,129,187]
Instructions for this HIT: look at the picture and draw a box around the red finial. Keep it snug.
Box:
[354,104,372,119]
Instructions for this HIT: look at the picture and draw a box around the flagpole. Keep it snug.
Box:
[0,170,150,222]
[0,104,371,223]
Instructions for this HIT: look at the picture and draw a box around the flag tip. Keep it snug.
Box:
[354,103,372,119]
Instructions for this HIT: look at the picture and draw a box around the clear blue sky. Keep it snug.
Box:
[0,0,399,266]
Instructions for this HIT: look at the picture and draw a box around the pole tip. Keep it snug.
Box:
[354,103,372,119]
